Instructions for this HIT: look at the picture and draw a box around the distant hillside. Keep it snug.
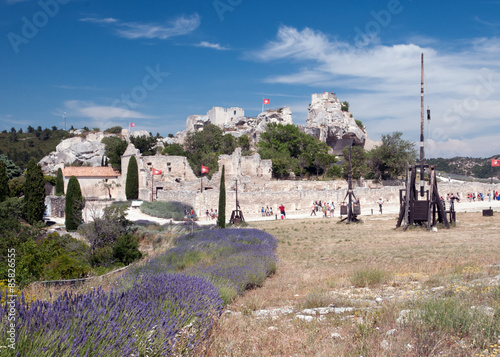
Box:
[427,156,500,179]
[0,127,74,170]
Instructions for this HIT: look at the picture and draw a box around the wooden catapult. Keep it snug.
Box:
[229,180,245,224]
[340,143,361,223]
[396,54,454,230]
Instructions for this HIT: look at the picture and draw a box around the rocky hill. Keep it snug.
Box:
[302,92,367,154]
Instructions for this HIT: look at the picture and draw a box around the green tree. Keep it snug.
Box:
[113,233,142,265]
[342,145,369,180]
[125,156,139,200]
[8,176,25,197]
[369,132,417,180]
[217,165,226,229]
[0,162,9,201]
[0,155,23,179]
[130,135,157,156]
[65,176,84,231]
[341,101,349,112]
[257,123,334,178]
[102,136,128,172]
[162,143,188,156]
[25,158,46,225]
[55,168,64,196]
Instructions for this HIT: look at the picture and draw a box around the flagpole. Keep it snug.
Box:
[262,98,264,113]
[151,172,154,202]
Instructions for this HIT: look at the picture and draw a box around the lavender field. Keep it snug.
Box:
[1,228,278,356]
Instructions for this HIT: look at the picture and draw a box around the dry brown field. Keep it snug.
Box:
[206,212,500,357]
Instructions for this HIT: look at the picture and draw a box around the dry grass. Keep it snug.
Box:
[206,212,500,356]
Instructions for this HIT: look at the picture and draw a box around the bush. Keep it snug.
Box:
[140,201,196,221]
[113,234,142,265]
[350,268,390,288]
[104,126,123,134]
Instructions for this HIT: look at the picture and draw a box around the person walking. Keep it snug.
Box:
[310,203,317,216]
[279,204,286,219]
[377,198,383,214]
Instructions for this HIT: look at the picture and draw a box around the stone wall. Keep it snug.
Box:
[45,195,66,217]
[155,180,500,220]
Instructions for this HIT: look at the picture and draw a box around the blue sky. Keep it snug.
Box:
[1,0,500,158]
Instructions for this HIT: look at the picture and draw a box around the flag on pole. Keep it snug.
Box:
[130,122,135,128]
[492,159,500,167]
[201,165,209,174]
[152,168,162,175]
[263,98,270,105]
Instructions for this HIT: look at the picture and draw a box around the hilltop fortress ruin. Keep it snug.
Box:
[41,92,393,220]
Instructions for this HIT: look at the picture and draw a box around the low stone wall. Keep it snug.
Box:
[155,180,500,220]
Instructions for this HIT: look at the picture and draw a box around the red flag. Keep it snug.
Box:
[152,168,162,175]
[130,122,135,127]
[263,98,270,105]
[492,159,500,167]
[201,165,209,174]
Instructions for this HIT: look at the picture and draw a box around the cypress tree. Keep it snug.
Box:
[217,165,226,229]
[0,161,9,201]
[55,168,64,196]
[65,176,84,231]
[25,158,46,224]
[125,156,139,200]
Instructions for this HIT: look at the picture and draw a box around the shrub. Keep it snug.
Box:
[140,201,196,221]
[350,268,390,288]
[113,233,142,265]
[104,126,123,134]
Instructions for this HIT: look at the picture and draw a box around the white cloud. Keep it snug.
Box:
[195,41,229,50]
[80,17,118,24]
[251,26,500,157]
[64,100,155,122]
[80,14,200,40]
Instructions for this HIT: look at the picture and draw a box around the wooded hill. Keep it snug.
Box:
[427,156,500,179]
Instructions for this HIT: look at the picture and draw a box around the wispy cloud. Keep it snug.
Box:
[251,25,500,157]
[195,41,229,50]
[63,100,157,130]
[80,17,119,25]
[80,14,201,40]
[5,0,28,4]
[474,16,500,27]
[53,85,105,91]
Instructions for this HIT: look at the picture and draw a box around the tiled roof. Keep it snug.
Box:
[62,167,121,178]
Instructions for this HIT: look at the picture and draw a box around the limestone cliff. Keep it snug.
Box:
[303,92,366,154]
[39,132,108,174]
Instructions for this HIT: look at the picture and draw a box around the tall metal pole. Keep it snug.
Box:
[420,53,425,197]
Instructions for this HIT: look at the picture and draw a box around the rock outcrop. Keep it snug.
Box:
[303,92,366,154]
[39,132,108,174]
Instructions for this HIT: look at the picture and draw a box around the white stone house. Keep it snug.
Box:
[62,167,121,200]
